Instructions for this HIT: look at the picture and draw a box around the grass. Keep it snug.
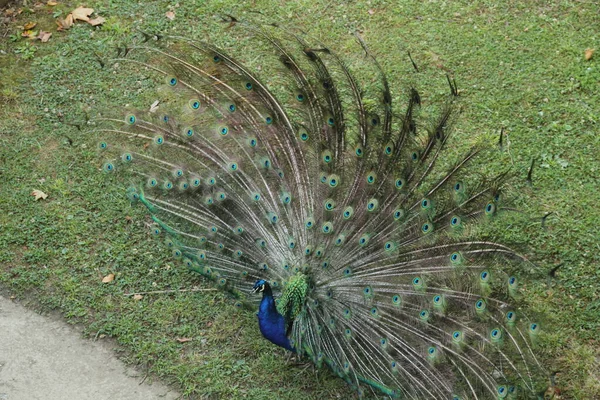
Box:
[0,0,599,398]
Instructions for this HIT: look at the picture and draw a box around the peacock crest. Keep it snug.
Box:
[93,19,546,399]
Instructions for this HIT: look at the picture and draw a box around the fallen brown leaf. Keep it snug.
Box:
[71,6,93,22]
[368,9,375,15]
[133,294,143,301]
[22,30,37,39]
[23,21,37,30]
[88,16,105,26]
[102,273,115,283]
[176,337,192,343]
[56,13,74,30]
[47,0,58,5]
[37,31,52,43]
[165,11,175,20]
[31,189,48,200]
[584,48,594,61]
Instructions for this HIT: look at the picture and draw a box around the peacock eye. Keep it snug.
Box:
[189,99,201,109]
[103,162,114,172]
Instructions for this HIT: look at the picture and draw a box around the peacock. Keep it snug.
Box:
[93,20,546,399]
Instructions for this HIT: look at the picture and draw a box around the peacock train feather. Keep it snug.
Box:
[92,20,546,399]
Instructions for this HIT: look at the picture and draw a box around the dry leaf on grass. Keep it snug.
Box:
[87,15,105,27]
[23,21,37,30]
[133,294,143,301]
[56,13,74,30]
[101,273,115,283]
[38,31,52,42]
[88,16,105,26]
[176,338,192,343]
[59,6,106,27]
[47,0,58,5]
[31,189,48,200]
[165,11,175,20]
[584,48,594,61]
[72,6,94,22]
[22,30,37,38]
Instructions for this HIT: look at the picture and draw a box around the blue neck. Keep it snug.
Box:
[256,289,294,352]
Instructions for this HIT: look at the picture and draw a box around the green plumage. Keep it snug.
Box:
[93,20,547,399]
[277,273,309,321]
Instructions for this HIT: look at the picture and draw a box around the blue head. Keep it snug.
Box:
[252,279,271,295]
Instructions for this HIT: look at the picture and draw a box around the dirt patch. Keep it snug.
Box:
[0,295,179,400]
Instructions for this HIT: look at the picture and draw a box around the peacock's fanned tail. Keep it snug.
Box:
[93,23,544,399]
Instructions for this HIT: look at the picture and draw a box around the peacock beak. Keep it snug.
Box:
[252,284,265,294]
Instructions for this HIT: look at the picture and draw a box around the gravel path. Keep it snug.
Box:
[0,295,179,400]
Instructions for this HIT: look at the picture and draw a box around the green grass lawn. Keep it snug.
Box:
[1,0,598,398]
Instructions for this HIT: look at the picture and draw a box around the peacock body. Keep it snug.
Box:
[94,21,545,399]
